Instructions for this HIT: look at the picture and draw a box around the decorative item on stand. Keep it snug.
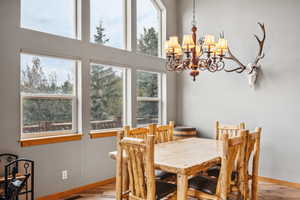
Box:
[165,0,266,88]
[0,154,34,200]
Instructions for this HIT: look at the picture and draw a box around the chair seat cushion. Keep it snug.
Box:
[206,165,221,177]
[206,165,238,181]
[155,170,176,180]
[174,126,196,132]
[156,181,176,199]
[189,175,217,195]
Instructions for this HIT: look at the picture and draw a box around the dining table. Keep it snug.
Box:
[109,137,225,200]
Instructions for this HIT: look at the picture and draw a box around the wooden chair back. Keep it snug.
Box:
[119,134,155,200]
[215,121,245,140]
[155,121,174,143]
[124,126,149,140]
[216,131,247,199]
[245,128,261,200]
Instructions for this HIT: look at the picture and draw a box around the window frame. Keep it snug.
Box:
[135,0,163,57]
[136,70,162,126]
[20,0,81,40]
[89,0,126,49]
[89,63,127,134]
[20,53,79,140]
[17,0,168,144]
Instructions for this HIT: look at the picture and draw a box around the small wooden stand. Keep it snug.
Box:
[173,126,197,140]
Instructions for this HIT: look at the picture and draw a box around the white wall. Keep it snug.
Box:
[176,0,300,183]
[0,0,177,197]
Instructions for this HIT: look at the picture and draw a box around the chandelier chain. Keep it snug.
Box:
[192,0,197,26]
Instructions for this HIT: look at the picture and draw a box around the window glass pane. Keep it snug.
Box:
[90,64,124,131]
[20,53,76,135]
[90,0,124,49]
[137,71,158,98]
[21,54,75,95]
[137,101,159,125]
[137,0,160,56]
[21,0,76,38]
[23,98,73,133]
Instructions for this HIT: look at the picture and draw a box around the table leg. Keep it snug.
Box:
[116,166,122,200]
[252,149,260,200]
[252,174,258,200]
[122,162,129,199]
[177,174,188,200]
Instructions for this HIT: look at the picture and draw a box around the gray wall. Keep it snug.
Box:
[0,0,177,197]
[176,0,300,183]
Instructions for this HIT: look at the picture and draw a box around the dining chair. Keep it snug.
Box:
[244,128,261,200]
[117,133,176,200]
[154,122,177,181]
[188,131,247,200]
[155,121,174,144]
[124,125,149,139]
[123,124,175,182]
[215,121,246,140]
[207,121,246,178]
[214,121,246,184]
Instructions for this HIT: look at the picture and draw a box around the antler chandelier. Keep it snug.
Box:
[165,0,266,81]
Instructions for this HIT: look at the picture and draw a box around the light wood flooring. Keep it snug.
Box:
[60,181,300,200]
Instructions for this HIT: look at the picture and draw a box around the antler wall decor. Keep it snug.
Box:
[224,23,266,87]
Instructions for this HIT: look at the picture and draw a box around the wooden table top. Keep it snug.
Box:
[110,137,223,175]
[154,138,223,174]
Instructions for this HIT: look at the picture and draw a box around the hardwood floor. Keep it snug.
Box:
[60,181,300,200]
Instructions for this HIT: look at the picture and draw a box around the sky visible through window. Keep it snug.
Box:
[137,0,160,41]
[21,0,159,75]
[21,0,76,38]
[90,0,124,48]
[21,53,75,94]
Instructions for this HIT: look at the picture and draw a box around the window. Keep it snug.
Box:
[136,71,161,126]
[137,0,161,57]
[90,0,124,49]
[90,64,124,131]
[20,53,78,138]
[21,0,77,38]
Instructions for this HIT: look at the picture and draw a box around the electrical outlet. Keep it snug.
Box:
[62,170,68,180]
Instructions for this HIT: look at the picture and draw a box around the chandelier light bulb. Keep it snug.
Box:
[204,35,215,46]
[165,40,173,53]
[182,34,195,50]
[174,46,183,55]
[169,36,180,49]
[217,38,228,50]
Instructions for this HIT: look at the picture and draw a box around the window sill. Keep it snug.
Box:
[20,133,82,147]
[89,129,121,139]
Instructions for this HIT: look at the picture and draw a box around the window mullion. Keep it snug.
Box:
[128,0,137,52]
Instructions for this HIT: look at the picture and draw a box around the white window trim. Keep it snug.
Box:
[136,70,162,127]
[89,63,127,132]
[18,0,168,140]
[20,56,79,140]
[135,0,164,57]
[20,0,81,40]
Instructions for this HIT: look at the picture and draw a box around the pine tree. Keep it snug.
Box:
[21,58,73,130]
[94,21,110,44]
[91,23,123,128]
[90,65,123,122]
[137,27,159,56]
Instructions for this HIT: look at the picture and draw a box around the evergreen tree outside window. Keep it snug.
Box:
[90,0,124,49]
[20,53,78,138]
[90,64,124,131]
[136,71,161,125]
[137,0,161,57]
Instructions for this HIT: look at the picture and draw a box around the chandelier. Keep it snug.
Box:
[165,0,266,81]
